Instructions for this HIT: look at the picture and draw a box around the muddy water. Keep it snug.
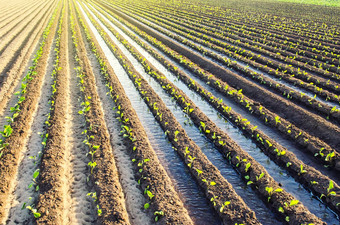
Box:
[89,5,339,224]
[78,4,221,224]
[123,8,340,109]
[99,6,340,186]
[86,5,283,224]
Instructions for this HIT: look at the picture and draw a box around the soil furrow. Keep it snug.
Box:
[35,2,71,223]
[124,3,340,80]
[114,3,340,86]
[76,2,195,223]
[70,2,132,223]
[88,4,340,218]
[104,5,340,151]
[83,3,325,224]
[93,0,340,176]
[80,4,261,224]
[106,4,340,122]
[0,0,57,92]
[84,3,279,224]
[0,1,53,58]
[83,33,152,225]
[0,0,57,124]
[0,1,47,39]
[0,3,61,223]
[0,0,36,27]
[4,22,57,225]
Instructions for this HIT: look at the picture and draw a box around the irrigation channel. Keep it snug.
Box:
[82,1,339,223]
[0,0,339,224]
[111,4,339,109]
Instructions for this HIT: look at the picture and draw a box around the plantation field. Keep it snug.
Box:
[0,0,339,224]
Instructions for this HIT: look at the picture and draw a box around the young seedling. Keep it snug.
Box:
[327,180,336,196]
[299,164,307,175]
[219,201,231,213]
[97,205,102,216]
[154,211,164,222]
[174,130,179,142]
[26,205,41,218]
[144,203,150,209]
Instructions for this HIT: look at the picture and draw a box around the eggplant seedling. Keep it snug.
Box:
[327,180,336,196]
[26,205,41,218]
[154,211,164,222]
[219,201,231,213]
[299,164,307,175]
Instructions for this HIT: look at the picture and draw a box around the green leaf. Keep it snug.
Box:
[210,181,216,186]
[144,203,150,209]
[147,190,154,199]
[33,169,40,179]
[278,207,284,213]
[290,199,299,206]
[328,191,336,196]
[327,180,334,193]
[33,212,41,218]
[275,188,283,192]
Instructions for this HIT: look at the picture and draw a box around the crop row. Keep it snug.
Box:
[111,3,340,118]
[97,0,340,215]
[70,2,131,223]
[80,3,261,223]
[74,1,195,223]
[33,2,68,221]
[89,3,340,217]
[106,1,340,154]
[94,0,340,167]
[117,2,340,81]
[117,0,340,63]
[85,2,335,223]
[159,2,340,51]
[0,3,61,222]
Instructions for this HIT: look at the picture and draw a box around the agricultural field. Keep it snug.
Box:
[0,0,340,224]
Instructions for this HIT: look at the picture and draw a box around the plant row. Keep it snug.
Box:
[93,1,340,166]
[74,2,194,223]
[162,3,340,53]
[32,2,68,222]
[81,4,265,224]
[86,3,326,224]
[107,2,340,153]
[116,2,340,80]
[113,4,340,114]
[91,3,340,216]
[0,3,61,222]
[114,0,340,62]
[70,2,131,223]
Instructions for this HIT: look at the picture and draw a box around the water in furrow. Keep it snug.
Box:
[86,5,282,224]
[78,4,222,224]
[90,5,339,224]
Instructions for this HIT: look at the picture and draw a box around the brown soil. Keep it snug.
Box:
[0,0,56,91]
[0,0,56,121]
[77,3,195,224]
[0,3,61,223]
[84,5,260,223]
[0,1,46,38]
[111,16,340,214]
[70,2,130,224]
[35,3,69,224]
[97,4,340,176]
[116,5,340,121]
[91,3,336,222]
[112,8,340,151]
